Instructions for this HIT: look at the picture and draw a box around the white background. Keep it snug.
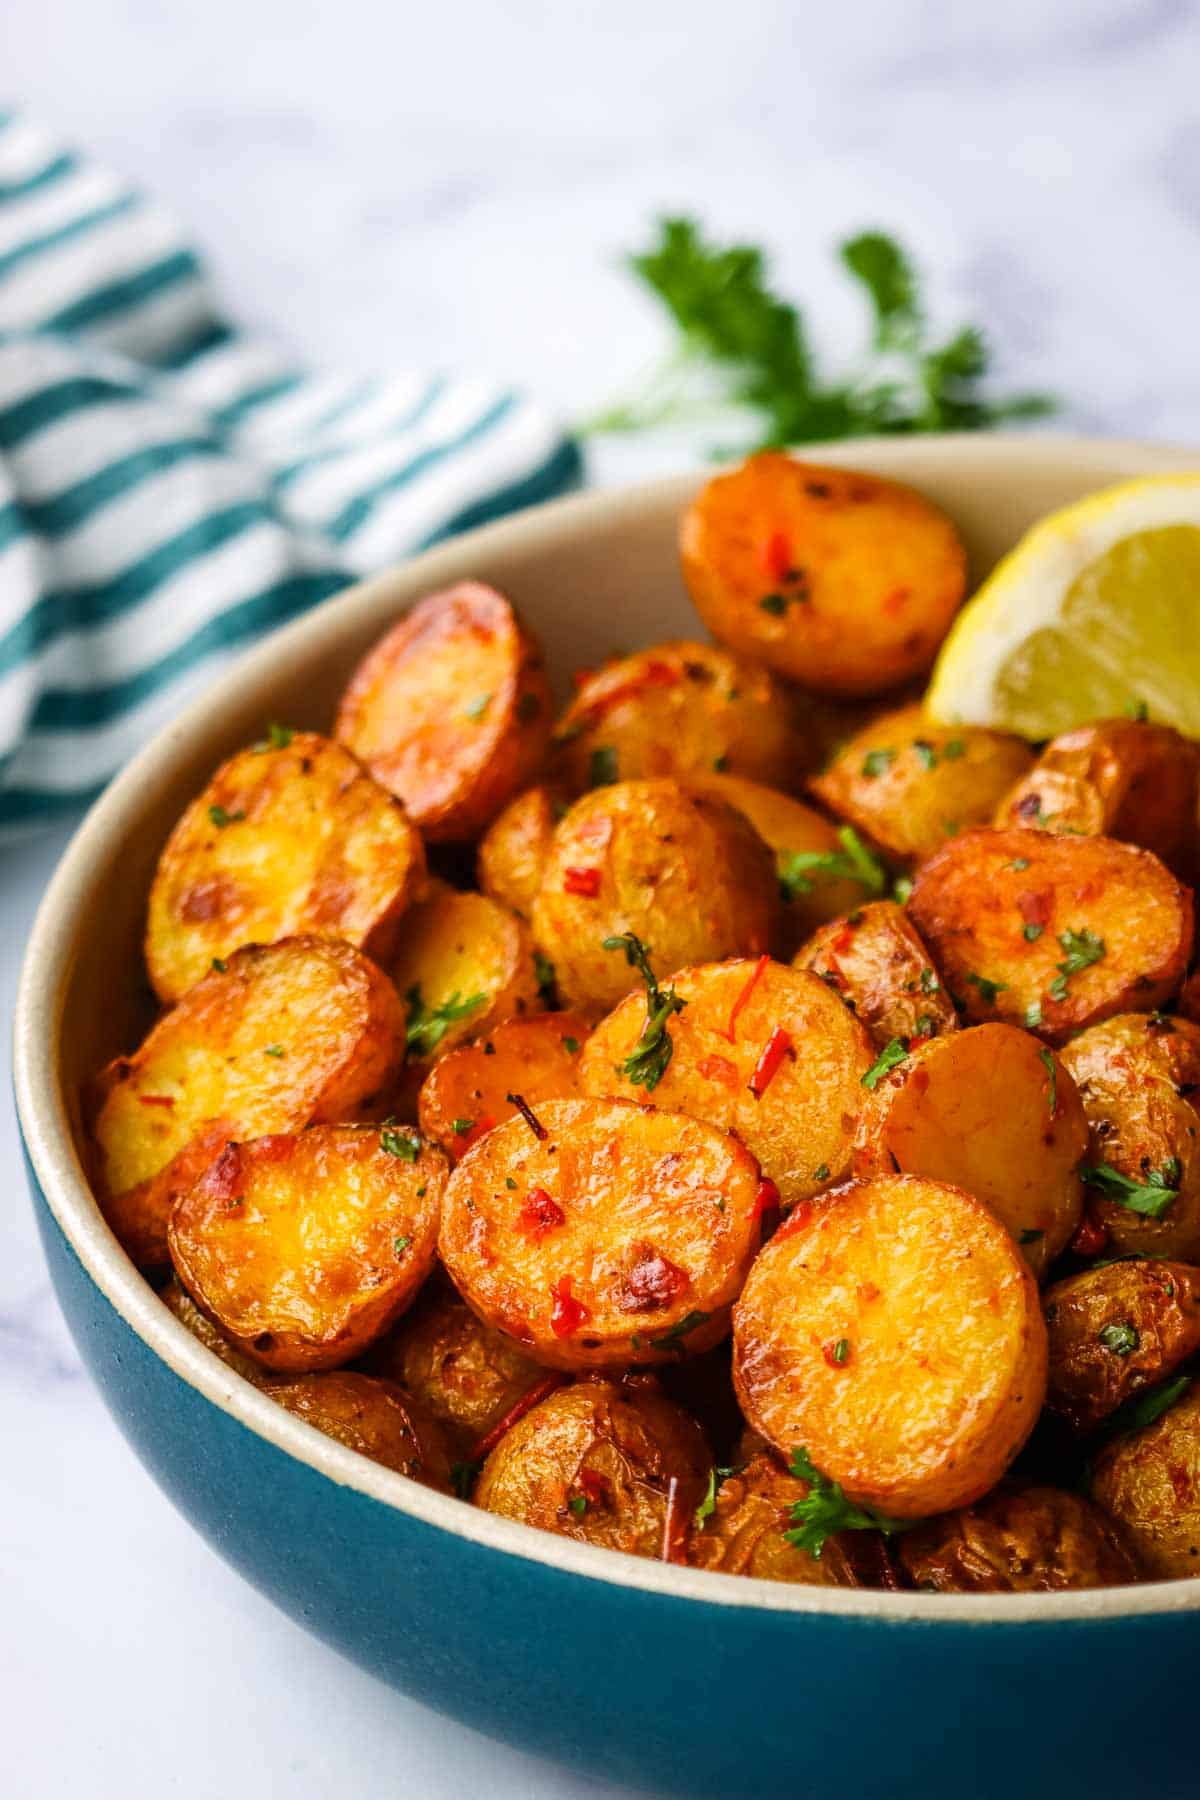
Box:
[6,2,1200,1794]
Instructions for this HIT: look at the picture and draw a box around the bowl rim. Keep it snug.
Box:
[15,431,1200,1628]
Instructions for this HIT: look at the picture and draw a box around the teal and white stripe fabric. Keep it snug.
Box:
[0,115,582,834]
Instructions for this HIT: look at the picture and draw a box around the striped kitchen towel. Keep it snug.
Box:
[0,115,582,835]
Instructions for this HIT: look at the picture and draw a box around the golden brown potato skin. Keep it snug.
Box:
[679,453,967,697]
[269,1371,454,1491]
[418,1011,586,1161]
[158,1277,266,1383]
[795,901,958,1050]
[474,1379,709,1558]
[809,705,1035,870]
[1180,970,1200,1024]
[579,958,874,1208]
[1044,1260,1200,1434]
[852,1025,1086,1277]
[335,582,552,841]
[907,830,1194,1046]
[1091,1379,1200,1578]
[168,1125,445,1373]
[477,786,563,920]
[532,780,778,1018]
[1060,1014,1200,1261]
[367,1286,544,1455]
[88,937,404,1268]
[551,640,805,793]
[145,732,426,1003]
[389,879,543,1066]
[688,1453,887,1587]
[994,720,1200,880]
[898,1486,1138,1592]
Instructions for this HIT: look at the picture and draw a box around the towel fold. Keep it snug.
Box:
[0,115,581,835]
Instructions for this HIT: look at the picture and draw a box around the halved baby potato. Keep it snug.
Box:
[688,1452,890,1587]
[438,1096,765,1369]
[898,1486,1138,1592]
[268,1371,454,1490]
[335,582,552,841]
[579,958,874,1207]
[907,830,1194,1045]
[809,704,1035,870]
[145,731,426,1003]
[1044,1259,1200,1434]
[795,900,958,1049]
[418,1011,587,1161]
[551,640,805,793]
[477,785,565,920]
[389,879,543,1067]
[168,1123,445,1372]
[88,937,404,1268]
[852,1025,1086,1277]
[531,779,778,1018]
[679,452,968,696]
[732,1174,1048,1518]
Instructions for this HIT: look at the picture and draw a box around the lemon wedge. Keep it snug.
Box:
[925,473,1200,739]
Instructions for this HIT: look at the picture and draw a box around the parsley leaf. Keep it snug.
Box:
[381,1125,421,1161]
[861,747,896,779]
[777,825,887,903]
[1049,928,1105,1001]
[589,745,619,787]
[650,1309,711,1353]
[1080,1158,1181,1219]
[693,1465,735,1528]
[965,971,1008,1005]
[602,932,685,1092]
[533,951,558,1004]
[1038,1046,1057,1115]
[207,804,244,828]
[1098,1321,1139,1356]
[405,985,485,1057]
[861,1038,908,1090]
[253,720,294,752]
[784,1447,912,1559]
[1104,1374,1191,1439]
[393,1235,412,1256]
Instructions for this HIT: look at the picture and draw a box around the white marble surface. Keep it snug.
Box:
[6,2,1200,1794]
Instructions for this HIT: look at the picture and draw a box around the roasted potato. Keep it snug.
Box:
[898,1486,1138,1592]
[269,1371,454,1490]
[1059,1013,1200,1261]
[168,1124,444,1373]
[809,705,1035,870]
[418,1011,587,1161]
[1181,969,1200,1024]
[688,1452,889,1587]
[579,958,874,1207]
[367,1285,546,1455]
[551,640,805,793]
[795,900,958,1049]
[145,732,426,1004]
[477,785,564,920]
[439,1097,765,1369]
[389,879,543,1068]
[907,830,1194,1045]
[680,453,968,697]
[474,1377,709,1558]
[89,937,404,1268]
[335,582,552,841]
[1044,1260,1200,1434]
[994,720,1200,880]
[852,1025,1086,1277]
[531,780,777,1018]
[159,1276,265,1383]
[732,1174,1047,1518]
[1091,1378,1200,1578]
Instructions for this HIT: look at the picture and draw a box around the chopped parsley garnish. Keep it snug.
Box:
[965,971,1008,1004]
[464,692,492,722]
[451,1118,475,1137]
[568,1495,588,1517]
[831,1338,850,1365]
[1019,1228,1044,1245]
[693,1465,736,1528]
[912,739,937,770]
[254,721,294,751]
[1038,1046,1057,1115]
[263,1044,284,1057]
[892,874,914,905]
[381,1125,420,1161]
[778,824,887,903]
[1024,1000,1044,1029]
[1080,1157,1182,1219]
[1104,1374,1190,1440]
[207,804,245,828]
[1009,857,1030,872]
[405,985,485,1057]
[533,951,557,1003]
[919,966,939,994]
[589,745,619,787]
[211,957,227,973]
[861,748,896,779]
[393,1235,412,1256]
[563,1036,580,1054]
[450,1461,479,1499]
[505,1176,518,1190]
[941,738,965,760]
[1023,923,1044,942]
[712,753,730,772]
[759,593,790,616]
[1048,928,1105,1001]
[601,931,685,1092]
[1126,699,1150,722]
[861,1038,908,1090]
[813,1163,831,1182]
[784,1447,913,1559]
[1098,1321,1139,1357]
[651,1309,712,1353]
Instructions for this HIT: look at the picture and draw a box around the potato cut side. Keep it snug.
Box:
[439,1096,765,1369]
[1091,1381,1200,1578]
[477,785,564,919]
[168,1124,445,1372]
[1044,1259,1200,1434]
[268,1371,454,1490]
[852,1024,1086,1276]
[418,1011,587,1161]
[907,829,1193,1045]
[145,731,426,1003]
[579,958,873,1207]
[88,937,404,1268]
[335,581,552,841]
[389,879,543,1067]
[732,1174,1047,1517]
[679,453,967,697]
[795,900,958,1050]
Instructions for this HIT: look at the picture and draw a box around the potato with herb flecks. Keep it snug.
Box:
[1044,1259,1200,1434]
[852,1025,1086,1277]
[579,957,873,1208]
[88,937,404,1268]
[438,1097,765,1370]
[733,1174,1047,1518]
[168,1124,444,1373]
[418,1011,587,1161]
[145,731,426,1003]
[809,704,1034,870]
[390,879,543,1073]
[269,1371,454,1490]
[898,1486,1138,1592]
[907,830,1194,1045]
[795,900,957,1049]
[1090,1378,1200,1578]
[477,785,565,920]
[680,453,968,696]
[474,1378,709,1559]
[531,779,777,1019]
[688,1452,890,1587]
[335,582,552,841]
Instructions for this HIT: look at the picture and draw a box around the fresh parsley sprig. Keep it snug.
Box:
[784,1447,912,1559]
[778,825,887,904]
[405,985,486,1057]
[1049,928,1106,1002]
[1080,1157,1182,1220]
[602,931,686,1092]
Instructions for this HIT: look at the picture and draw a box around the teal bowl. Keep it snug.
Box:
[16,436,1200,1800]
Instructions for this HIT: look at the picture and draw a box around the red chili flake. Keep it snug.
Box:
[723,953,770,1042]
[469,1371,567,1462]
[137,1093,176,1108]
[578,1467,610,1508]
[1018,889,1053,928]
[571,666,596,689]
[563,866,602,897]
[459,1114,496,1151]
[582,659,681,723]
[748,1026,793,1098]
[517,1186,566,1240]
[550,1276,591,1337]
[619,1246,690,1313]
[760,530,793,583]
[907,1031,932,1051]
[752,1177,782,1221]
[660,1475,689,1564]
[829,921,857,955]
[775,1199,813,1241]
[697,1052,739,1089]
[253,1133,295,1163]
[506,1091,548,1141]
[881,585,911,616]
[1070,1212,1109,1259]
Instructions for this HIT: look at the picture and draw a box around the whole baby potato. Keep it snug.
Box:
[688,1453,890,1588]
[1044,1259,1200,1434]
[477,785,565,920]
[898,1486,1138,1592]
[1091,1379,1200,1578]
[269,1371,454,1491]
